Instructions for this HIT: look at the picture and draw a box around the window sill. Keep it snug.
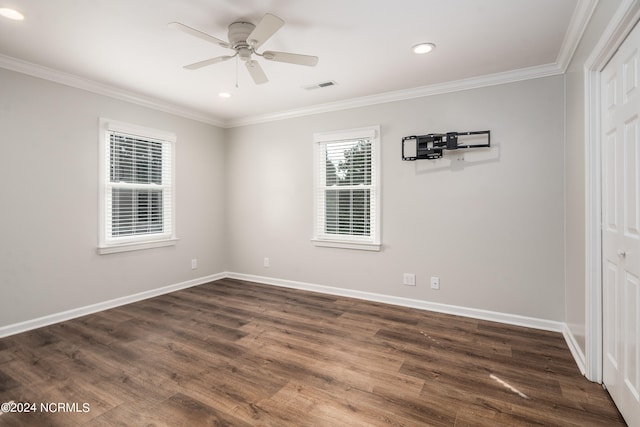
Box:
[311,238,381,251]
[98,238,178,255]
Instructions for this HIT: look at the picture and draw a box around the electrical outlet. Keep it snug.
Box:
[403,273,416,286]
[191,259,198,270]
[263,257,270,268]
[431,276,440,290]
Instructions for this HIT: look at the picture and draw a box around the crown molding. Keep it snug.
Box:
[226,62,563,127]
[1,50,562,130]
[0,53,566,130]
[556,0,599,72]
[1,0,593,130]
[226,1,597,128]
[0,54,226,128]
[585,0,640,70]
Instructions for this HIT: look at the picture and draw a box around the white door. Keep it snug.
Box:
[601,21,640,427]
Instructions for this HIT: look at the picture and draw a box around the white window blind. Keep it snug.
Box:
[98,119,176,254]
[313,126,381,251]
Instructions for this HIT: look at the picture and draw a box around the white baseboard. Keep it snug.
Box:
[562,324,587,375]
[0,271,573,366]
[225,272,566,333]
[0,273,226,338]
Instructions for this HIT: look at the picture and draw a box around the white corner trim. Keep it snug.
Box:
[0,54,225,128]
[0,273,226,339]
[225,272,566,333]
[563,324,587,375]
[585,67,604,383]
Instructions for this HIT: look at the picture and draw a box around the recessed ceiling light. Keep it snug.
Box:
[0,8,24,21]
[218,92,231,98]
[412,43,435,54]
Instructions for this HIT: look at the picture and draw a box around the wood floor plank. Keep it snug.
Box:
[0,278,627,426]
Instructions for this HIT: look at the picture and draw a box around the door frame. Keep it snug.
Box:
[585,0,640,383]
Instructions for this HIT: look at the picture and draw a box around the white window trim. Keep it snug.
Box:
[312,125,381,251]
[98,118,177,254]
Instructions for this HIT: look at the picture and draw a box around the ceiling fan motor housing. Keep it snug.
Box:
[228,21,256,61]
[229,21,255,45]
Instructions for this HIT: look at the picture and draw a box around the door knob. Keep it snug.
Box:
[617,249,627,258]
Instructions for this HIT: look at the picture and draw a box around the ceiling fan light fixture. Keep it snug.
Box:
[412,42,435,54]
[0,7,24,20]
[238,47,252,61]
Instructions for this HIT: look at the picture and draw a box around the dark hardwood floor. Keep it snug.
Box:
[0,278,626,426]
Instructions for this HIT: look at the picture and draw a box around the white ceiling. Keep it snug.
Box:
[0,0,589,127]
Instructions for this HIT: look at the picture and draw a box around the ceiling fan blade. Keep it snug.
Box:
[245,60,268,84]
[247,13,284,49]
[184,55,234,70]
[262,51,319,67]
[168,22,231,49]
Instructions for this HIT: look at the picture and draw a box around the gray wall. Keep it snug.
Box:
[564,0,623,356]
[0,68,227,327]
[226,75,566,321]
[3,0,623,331]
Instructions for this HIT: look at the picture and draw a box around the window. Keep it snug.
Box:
[98,119,176,254]
[313,126,381,251]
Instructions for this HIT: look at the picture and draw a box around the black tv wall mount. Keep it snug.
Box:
[402,130,490,160]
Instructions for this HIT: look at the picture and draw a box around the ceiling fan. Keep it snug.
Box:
[169,13,319,85]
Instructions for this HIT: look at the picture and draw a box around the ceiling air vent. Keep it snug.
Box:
[305,80,337,90]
